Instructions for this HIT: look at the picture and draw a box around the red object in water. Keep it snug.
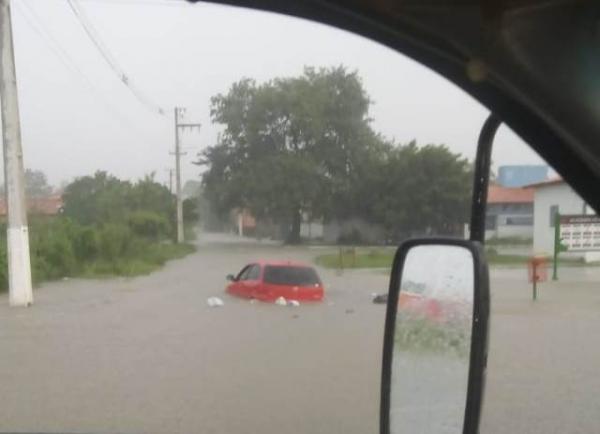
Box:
[226,261,324,302]
[528,256,548,283]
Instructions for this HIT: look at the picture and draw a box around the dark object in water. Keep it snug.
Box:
[372,293,388,304]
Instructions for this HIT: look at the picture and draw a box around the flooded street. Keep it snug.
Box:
[1,234,599,433]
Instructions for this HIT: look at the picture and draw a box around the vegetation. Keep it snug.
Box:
[315,247,600,269]
[315,248,394,269]
[395,316,470,358]
[199,66,472,244]
[0,171,198,291]
[486,236,533,246]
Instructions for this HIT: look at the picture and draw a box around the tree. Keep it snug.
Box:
[25,169,52,197]
[364,142,473,240]
[199,66,380,243]
[62,172,174,234]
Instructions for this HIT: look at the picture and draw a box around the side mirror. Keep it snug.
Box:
[380,238,489,434]
[226,274,235,281]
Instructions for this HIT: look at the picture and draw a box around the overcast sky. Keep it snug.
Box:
[7,0,545,187]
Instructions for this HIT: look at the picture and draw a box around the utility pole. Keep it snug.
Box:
[172,107,200,243]
[0,0,33,306]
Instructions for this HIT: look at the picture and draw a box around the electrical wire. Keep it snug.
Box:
[16,0,154,137]
[65,0,166,116]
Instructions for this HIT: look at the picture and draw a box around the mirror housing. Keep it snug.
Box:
[380,238,489,434]
[226,274,236,281]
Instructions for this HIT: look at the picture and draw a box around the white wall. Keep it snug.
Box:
[300,221,323,239]
[497,224,533,238]
[533,183,585,256]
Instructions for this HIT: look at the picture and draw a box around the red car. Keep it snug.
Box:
[226,261,324,302]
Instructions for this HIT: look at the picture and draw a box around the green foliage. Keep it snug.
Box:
[200,66,378,242]
[127,211,169,240]
[63,171,174,229]
[25,169,53,197]
[200,67,473,243]
[486,236,533,246]
[0,171,197,292]
[315,248,394,269]
[395,316,470,358]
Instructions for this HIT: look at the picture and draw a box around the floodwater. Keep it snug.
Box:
[0,233,599,433]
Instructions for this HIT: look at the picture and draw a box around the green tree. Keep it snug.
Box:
[62,171,174,238]
[25,169,53,198]
[366,142,472,240]
[200,66,380,243]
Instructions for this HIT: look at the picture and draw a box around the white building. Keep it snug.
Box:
[529,179,600,262]
[485,185,534,240]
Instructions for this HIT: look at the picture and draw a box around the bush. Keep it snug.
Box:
[127,211,169,240]
[97,224,132,261]
[29,219,78,280]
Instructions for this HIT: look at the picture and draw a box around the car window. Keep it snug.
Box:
[236,265,252,281]
[263,266,321,286]
[246,264,261,280]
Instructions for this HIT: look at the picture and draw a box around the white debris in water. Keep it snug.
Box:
[207,297,224,307]
[287,300,300,307]
[275,296,287,306]
[250,299,257,304]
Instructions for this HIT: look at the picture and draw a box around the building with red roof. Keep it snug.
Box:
[486,184,535,239]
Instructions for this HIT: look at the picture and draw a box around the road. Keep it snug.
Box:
[1,233,599,433]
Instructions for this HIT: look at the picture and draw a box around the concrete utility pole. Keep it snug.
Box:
[0,0,33,306]
[172,107,200,243]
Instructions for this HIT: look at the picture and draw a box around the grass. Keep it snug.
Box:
[6,242,198,287]
[80,243,196,278]
[315,247,600,269]
[395,315,470,358]
[486,236,533,246]
[315,248,394,269]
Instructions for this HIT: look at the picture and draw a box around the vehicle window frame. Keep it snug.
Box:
[246,264,261,281]
[236,265,253,281]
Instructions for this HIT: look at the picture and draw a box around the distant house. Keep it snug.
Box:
[528,178,600,261]
[485,184,534,239]
[231,208,257,236]
[0,195,63,218]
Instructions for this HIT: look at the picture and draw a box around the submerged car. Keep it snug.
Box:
[226,261,324,302]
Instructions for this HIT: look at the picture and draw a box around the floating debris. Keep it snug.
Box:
[207,297,224,307]
[372,293,388,304]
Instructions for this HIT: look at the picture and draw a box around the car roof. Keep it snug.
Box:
[253,260,315,268]
[194,0,600,214]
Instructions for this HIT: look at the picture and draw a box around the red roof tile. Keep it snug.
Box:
[488,185,534,204]
[0,195,63,216]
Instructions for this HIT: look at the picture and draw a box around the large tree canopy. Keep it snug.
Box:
[200,66,472,243]
[200,66,382,243]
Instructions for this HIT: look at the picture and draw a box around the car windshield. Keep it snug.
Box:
[0,1,597,434]
[263,266,321,286]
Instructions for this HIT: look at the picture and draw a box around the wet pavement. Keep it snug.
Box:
[0,233,599,433]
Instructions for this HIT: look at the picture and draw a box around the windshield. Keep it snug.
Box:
[0,1,596,434]
[263,265,321,286]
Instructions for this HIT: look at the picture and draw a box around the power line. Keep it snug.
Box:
[66,0,166,116]
[15,0,147,135]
